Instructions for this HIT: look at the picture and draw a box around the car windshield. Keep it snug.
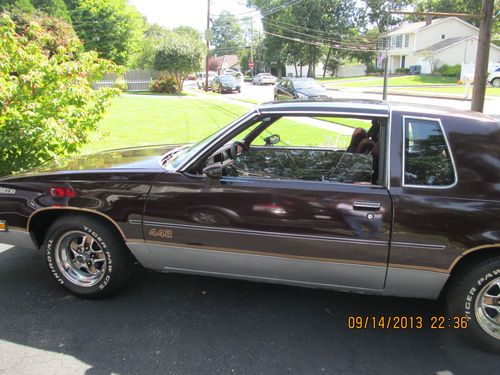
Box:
[220,75,238,83]
[293,78,322,90]
[165,111,254,170]
[262,73,272,76]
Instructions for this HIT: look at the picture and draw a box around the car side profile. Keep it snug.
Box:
[252,73,277,85]
[0,100,499,352]
[274,78,330,100]
[212,75,241,94]
[487,67,500,88]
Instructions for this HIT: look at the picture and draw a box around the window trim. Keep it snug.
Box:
[401,115,458,189]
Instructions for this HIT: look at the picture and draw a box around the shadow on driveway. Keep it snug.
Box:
[0,246,498,374]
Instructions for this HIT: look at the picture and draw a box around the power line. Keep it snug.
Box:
[262,18,382,48]
[262,30,381,52]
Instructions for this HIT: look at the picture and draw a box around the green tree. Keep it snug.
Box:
[153,32,205,93]
[0,0,35,13]
[0,13,121,175]
[212,10,245,55]
[65,0,145,65]
[32,0,70,20]
[360,0,411,32]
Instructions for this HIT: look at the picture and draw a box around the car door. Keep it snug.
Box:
[141,114,392,291]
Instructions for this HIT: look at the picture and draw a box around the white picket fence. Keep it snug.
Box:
[93,69,162,91]
[93,79,153,91]
[461,62,500,81]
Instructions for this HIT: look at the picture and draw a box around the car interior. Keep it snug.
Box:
[191,115,387,186]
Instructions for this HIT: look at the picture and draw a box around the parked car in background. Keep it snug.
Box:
[1,99,499,352]
[274,78,330,100]
[197,72,217,89]
[212,75,241,94]
[252,73,277,85]
[487,67,500,87]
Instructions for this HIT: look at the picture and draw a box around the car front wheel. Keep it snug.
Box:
[43,214,133,298]
[447,255,500,352]
[492,78,500,88]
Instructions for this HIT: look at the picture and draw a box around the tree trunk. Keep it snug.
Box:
[300,64,303,77]
[294,63,298,77]
[323,47,332,78]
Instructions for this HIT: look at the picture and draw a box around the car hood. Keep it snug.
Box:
[296,88,330,97]
[2,145,182,180]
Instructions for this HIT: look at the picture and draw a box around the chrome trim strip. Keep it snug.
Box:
[386,102,392,190]
[257,110,388,118]
[391,241,446,250]
[401,115,458,190]
[136,219,388,246]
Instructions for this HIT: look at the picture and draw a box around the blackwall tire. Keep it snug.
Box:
[447,256,500,353]
[43,215,133,298]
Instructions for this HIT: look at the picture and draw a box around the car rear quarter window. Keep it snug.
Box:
[403,117,456,187]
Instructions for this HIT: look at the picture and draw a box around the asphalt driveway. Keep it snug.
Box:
[0,244,499,374]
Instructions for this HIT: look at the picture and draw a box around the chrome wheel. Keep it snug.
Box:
[492,78,500,88]
[54,231,107,287]
[475,277,500,340]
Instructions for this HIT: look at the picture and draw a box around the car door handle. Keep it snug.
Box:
[352,201,381,211]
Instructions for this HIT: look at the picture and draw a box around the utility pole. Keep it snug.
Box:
[204,0,210,92]
[250,18,254,77]
[471,0,494,112]
[382,40,389,100]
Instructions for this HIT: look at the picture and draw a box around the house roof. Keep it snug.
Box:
[384,21,427,36]
[384,17,479,37]
[416,35,500,53]
[417,36,474,52]
[208,54,239,70]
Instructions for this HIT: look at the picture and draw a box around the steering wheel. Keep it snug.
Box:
[230,141,249,159]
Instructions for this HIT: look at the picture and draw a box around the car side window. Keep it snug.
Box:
[403,118,456,187]
[229,116,382,185]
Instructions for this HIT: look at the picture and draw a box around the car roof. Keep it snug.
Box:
[256,99,497,122]
[257,99,389,117]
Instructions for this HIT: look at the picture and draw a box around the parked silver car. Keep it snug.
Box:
[197,72,217,89]
[487,67,500,88]
[252,73,277,85]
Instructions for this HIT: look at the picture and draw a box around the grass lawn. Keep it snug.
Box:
[80,95,248,154]
[325,74,457,87]
[390,86,500,97]
[314,117,372,130]
[80,95,349,155]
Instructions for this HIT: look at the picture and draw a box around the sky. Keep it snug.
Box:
[130,0,255,31]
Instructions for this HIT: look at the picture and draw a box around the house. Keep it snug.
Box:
[208,54,240,74]
[381,17,500,74]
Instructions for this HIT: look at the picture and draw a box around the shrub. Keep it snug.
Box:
[395,68,410,74]
[0,14,121,176]
[150,76,177,94]
[438,64,461,77]
[366,66,384,76]
[113,77,128,91]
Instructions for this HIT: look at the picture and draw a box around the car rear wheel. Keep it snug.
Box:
[492,78,500,88]
[43,215,133,298]
[446,255,500,353]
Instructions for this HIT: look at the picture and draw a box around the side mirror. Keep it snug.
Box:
[264,134,280,146]
[203,164,223,179]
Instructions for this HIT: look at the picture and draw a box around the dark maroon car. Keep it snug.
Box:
[0,100,499,351]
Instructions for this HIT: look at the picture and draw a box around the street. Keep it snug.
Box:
[186,81,500,119]
[0,244,499,374]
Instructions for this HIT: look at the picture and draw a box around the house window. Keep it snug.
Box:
[441,34,445,39]
[404,34,409,48]
[395,35,402,48]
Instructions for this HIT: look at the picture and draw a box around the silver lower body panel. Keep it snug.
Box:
[127,242,450,299]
